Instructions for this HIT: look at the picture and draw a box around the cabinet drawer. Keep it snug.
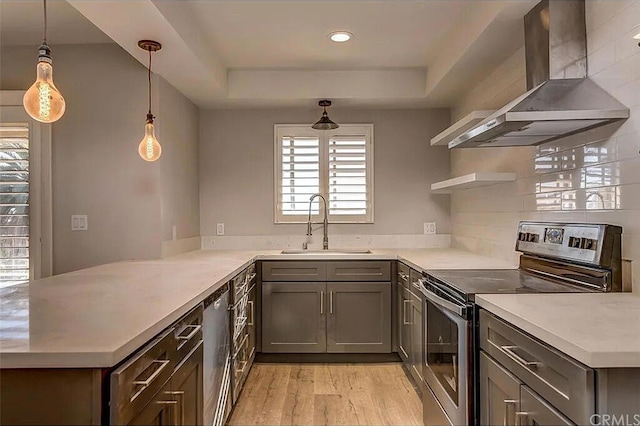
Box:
[409,269,424,294]
[397,262,410,288]
[480,310,594,425]
[262,261,326,281]
[327,261,391,281]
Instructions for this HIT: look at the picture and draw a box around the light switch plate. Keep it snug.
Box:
[423,222,436,235]
[216,223,225,235]
[71,215,88,231]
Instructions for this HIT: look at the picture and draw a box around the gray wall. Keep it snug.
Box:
[158,79,200,242]
[199,108,451,237]
[1,43,200,274]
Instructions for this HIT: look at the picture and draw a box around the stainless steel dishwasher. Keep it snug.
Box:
[203,283,231,426]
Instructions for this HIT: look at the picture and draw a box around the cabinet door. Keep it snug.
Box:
[170,341,204,426]
[398,286,412,363]
[519,385,575,426]
[479,351,521,426]
[261,282,326,353]
[128,381,175,425]
[409,291,424,387]
[326,282,391,353]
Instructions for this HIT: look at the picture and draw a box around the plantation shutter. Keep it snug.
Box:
[0,125,29,287]
[280,135,321,216]
[328,135,368,216]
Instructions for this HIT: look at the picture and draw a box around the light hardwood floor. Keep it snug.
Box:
[228,363,423,425]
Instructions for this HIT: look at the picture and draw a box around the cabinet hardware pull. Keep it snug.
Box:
[403,299,411,325]
[330,291,334,314]
[248,301,254,326]
[503,399,517,426]
[177,324,202,350]
[165,391,185,425]
[320,291,324,314]
[130,359,170,402]
[156,400,179,425]
[500,345,542,368]
[515,411,529,426]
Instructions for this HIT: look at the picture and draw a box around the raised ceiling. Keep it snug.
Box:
[2,0,538,109]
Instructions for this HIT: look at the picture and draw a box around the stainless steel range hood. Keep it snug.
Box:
[449,0,629,149]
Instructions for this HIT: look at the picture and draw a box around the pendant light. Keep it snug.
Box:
[23,0,66,123]
[137,40,162,162]
[312,100,339,130]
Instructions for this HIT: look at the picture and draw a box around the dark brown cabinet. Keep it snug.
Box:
[397,262,424,388]
[398,285,411,362]
[169,341,203,426]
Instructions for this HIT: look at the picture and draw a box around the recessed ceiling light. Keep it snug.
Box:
[634,32,640,40]
[329,31,353,43]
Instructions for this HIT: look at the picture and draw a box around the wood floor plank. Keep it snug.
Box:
[229,362,422,426]
[280,365,315,425]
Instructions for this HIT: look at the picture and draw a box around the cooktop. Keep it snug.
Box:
[425,268,590,301]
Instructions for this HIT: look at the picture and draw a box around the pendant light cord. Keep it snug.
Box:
[148,48,152,115]
[43,0,47,43]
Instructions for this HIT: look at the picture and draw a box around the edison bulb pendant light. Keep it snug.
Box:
[137,40,162,162]
[23,1,66,123]
[138,113,162,162]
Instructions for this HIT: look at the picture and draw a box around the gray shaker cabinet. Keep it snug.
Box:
[261,282,326,353]
[261,261,392,354]
[326,282,391,353]
[479,351,521,426]
[399,286,412,362]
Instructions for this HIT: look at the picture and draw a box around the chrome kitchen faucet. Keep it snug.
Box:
[307,194,329,250]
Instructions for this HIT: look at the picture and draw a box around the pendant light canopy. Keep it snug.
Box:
[312,100,339,130]
[137,40,162,162]
[23,0,66,123]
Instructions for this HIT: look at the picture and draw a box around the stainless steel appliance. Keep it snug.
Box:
[449,0,628,149]
[418,222,623,426]
[110,305,204,425]
[203,284,231,426]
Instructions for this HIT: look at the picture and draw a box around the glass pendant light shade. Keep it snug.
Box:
[138,114,162,162]
[312,100,339,130]
[23,1,66,123]
[137,40,162,162]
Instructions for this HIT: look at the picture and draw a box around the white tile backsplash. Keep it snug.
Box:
[450,0,640,291]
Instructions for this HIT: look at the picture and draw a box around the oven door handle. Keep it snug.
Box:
[417,281,465,317]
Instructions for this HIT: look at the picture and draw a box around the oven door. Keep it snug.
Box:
[422,287,471,426]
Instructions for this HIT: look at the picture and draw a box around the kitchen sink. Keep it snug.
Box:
[280,249,372,254]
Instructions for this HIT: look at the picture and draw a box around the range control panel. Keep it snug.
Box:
[515,222,620,266]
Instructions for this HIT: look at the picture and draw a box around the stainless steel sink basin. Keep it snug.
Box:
[280,249,372,254]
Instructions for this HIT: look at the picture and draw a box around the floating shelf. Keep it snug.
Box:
[430,110,495,147]
[431,172,516,194]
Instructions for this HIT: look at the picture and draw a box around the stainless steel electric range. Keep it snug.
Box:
[416,222,624,426]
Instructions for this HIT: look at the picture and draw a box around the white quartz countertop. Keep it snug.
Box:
[0,248,515,369]
[476,293,640,368]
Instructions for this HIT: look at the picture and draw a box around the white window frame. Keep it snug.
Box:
[1,91,53,281]
[274,123,374,224]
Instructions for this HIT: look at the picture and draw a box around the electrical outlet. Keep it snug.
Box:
[216,223,225,235]
[172,225,177,241]
[71,215,88,231]
[423,222,436,235]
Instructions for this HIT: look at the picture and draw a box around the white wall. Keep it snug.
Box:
[449,0,640,290]
[0,43,200,273]
[199,108,451,241]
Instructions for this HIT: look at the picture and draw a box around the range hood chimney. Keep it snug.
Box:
[449,0,629,149]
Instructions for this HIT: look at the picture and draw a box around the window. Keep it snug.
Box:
[1,92,52,288]
[0,124,30,287]
[274,124,373,223]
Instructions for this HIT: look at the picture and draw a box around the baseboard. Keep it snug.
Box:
[255,352,402,363]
